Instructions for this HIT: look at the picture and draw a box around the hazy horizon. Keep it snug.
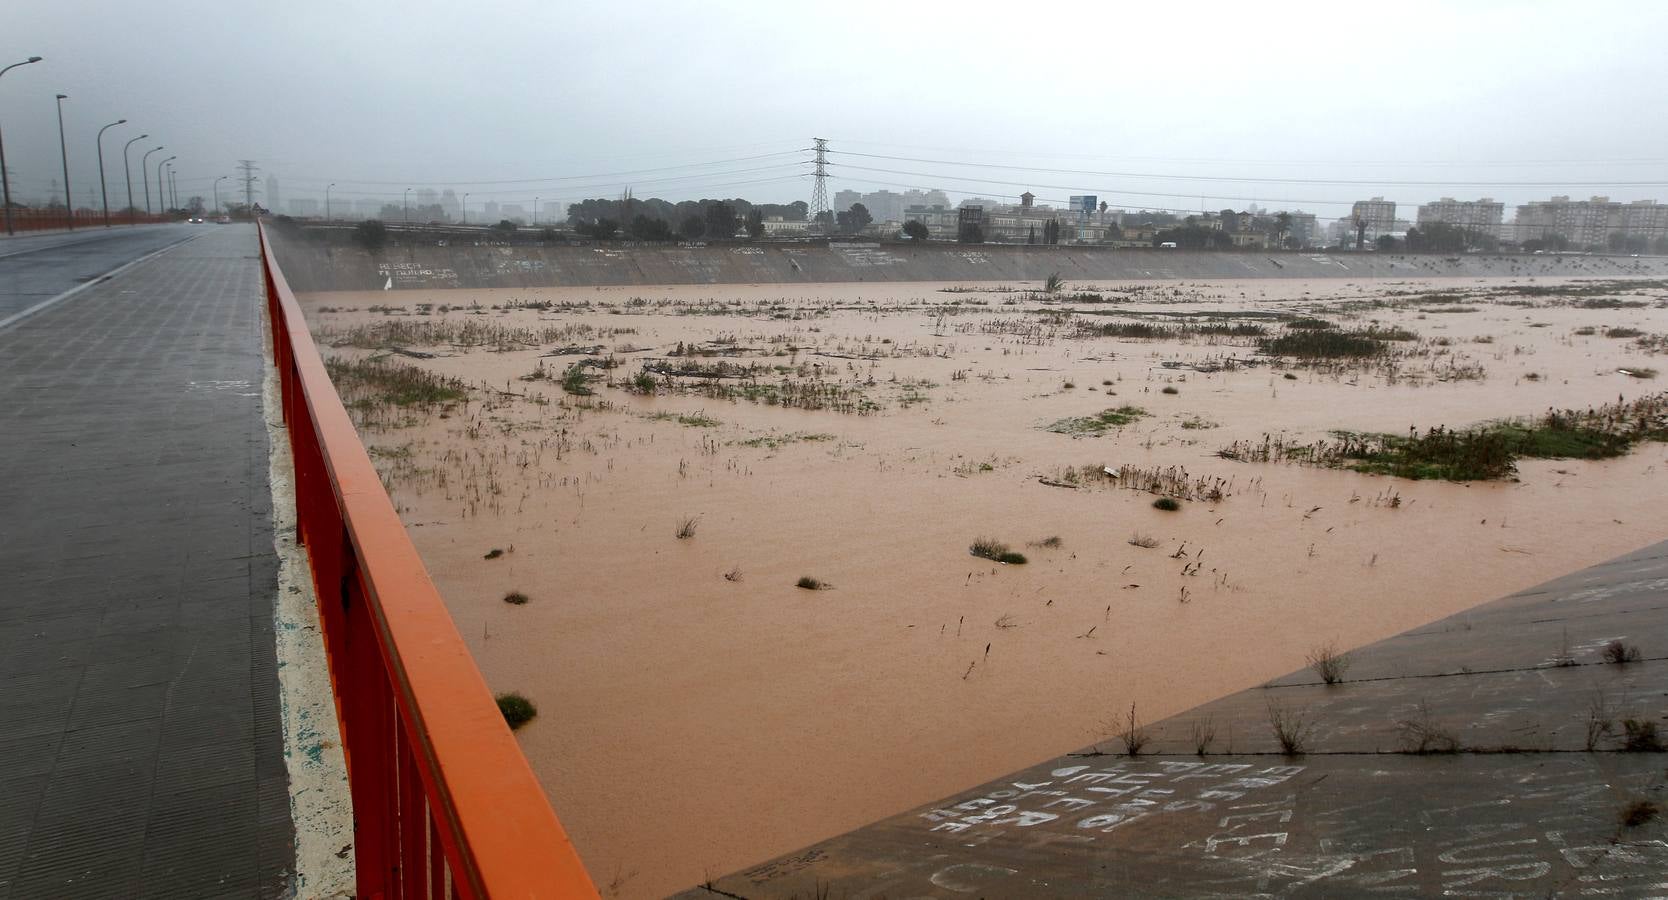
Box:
[6,0,1666,220]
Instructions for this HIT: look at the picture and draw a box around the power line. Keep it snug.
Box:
[282,149,809,189]
[827,149,1668,188]
[829,137,1668,169]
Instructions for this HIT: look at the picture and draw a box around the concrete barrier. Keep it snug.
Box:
[266,232,1668,293]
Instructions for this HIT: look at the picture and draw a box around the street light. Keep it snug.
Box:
[54,94,72,229]
[96,118,126,227]
[213,175,226,214]
[165,161,176,211]
[462,192,469,225]
[403,187,411,226]
[157,156,175,214]
[141,145,163,214]
[534,197,540,227]
[122,133,148,223]
[0,55,44,236]
[325,182,335,221]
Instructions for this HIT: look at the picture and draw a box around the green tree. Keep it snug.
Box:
[583,218,619,240]
[1027,225,1036,245]
[680,215,705,240]
[1275,212,1292,244]
[902,219,929,242]
[706,202,739,238]
[630,214,673,241]
[837,203,873,234]
[746,209,765,239]
[353,219,387,252]
[491,219,518,236]
[1376,234,1399,251]
[957,222,984,243]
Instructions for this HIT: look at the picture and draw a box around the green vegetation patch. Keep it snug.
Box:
[736,432,835,449]
[1260,329,1388,359]
[650,411,721,427]
[1046,406,1148,436]
[970,537,1027,565]
[1223,394,1668,481]
[495,692,537,730]
[325,356,466,406]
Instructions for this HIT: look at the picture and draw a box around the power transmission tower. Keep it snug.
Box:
[237,160,260,212]
[808,138,830,231]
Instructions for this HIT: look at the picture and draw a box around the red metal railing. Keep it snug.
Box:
[259,223,599,899]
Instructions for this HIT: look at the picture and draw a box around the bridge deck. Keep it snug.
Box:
[0,225,295,898]
[683,539,1668,897]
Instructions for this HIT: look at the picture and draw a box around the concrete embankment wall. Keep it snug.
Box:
[269,233,1668,293]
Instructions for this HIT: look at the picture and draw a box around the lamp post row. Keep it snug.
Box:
[0,53,228,235]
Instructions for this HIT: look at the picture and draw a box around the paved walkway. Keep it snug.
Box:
[0,225,295,898]
[0,224,200,325]
[685,539,1668,898]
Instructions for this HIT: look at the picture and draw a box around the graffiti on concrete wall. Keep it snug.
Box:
[376,261,459,288]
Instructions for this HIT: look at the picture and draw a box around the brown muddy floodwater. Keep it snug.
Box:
[300,275,1668,899]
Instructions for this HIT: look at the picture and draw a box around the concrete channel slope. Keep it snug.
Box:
[266,232,1668,292]
[683,541,1668,898]
[0,225,295,897]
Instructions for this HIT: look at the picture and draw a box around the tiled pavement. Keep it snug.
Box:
[0,225,295,898]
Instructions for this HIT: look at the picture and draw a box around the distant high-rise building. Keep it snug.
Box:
[833,189,863,212]
[1283,211,1318,247]
[266,176,281,211]
[440,190,461,221]
[1349,197,1397,240]
[1512,195,1668,248]
[1417,197,1504,239]
[288,198,318,217]
[483,200,500,221]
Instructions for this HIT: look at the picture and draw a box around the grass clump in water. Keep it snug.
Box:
[1221,394,1668,481]
[495,692,537,730]
[1045,406,1147,436]
[970,537,1027,564]
[1152,497,1181,511]
[1261,329,1387,359]
[502,591,529,605]
[325,356,466,406]
[795,576,828,590]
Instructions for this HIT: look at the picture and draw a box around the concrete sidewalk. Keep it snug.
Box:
[0,224,296,898]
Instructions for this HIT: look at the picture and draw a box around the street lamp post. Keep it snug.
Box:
[462,192,469,225]
[96,118,126,227]
[157,156,174,215]
[213,175,226,214]
[141,145,163,214]
[534,197,540,227]
[403,188,411,226]
[167,164,177,210]
[325,183,334,221]
[54,93,73,229]
[0,55,45,235]
[122,134,148,224]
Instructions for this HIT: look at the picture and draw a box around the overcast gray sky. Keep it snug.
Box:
[6,0,1666,220]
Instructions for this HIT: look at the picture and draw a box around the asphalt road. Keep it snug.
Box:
[0,224,206,328]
